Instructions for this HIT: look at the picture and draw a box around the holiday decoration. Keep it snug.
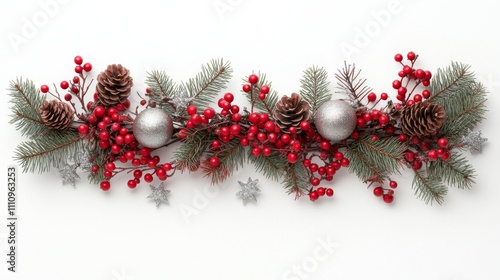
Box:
[8,52,488,208]
[314,100,357,142]
[132,108,174,148]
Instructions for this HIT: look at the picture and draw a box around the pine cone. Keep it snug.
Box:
[96,64,133,106]
[273,93,310,130]
[400,101,445,137]
[39,100,75,130]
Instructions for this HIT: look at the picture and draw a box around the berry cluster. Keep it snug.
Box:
[242,74,270,100]
[392,51,433,104]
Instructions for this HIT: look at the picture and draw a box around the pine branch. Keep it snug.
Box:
[335,62,372,106]
[14,130,83,173]
[202,139,246,184]
[427,152,476,190]
[282,163,309,198]
[300,66,331,117]
[245,72,279,115]
[173,130,211,172]
[345,136,404,182]
[429,63,487,139]
[8,78,48,138]
[84,142,108,184]
[145,70,177,114]
[184,58,232,109]
[247,151,287,181]
[412,170,448,205]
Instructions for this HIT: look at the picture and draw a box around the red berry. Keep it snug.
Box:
[260,85,270,94]
[251,147,261,157]
[394,53,403,62]
[209,157,220,167]
[78,124,89,134]
[373,187,384,197]
[163,163,172,171]
[224,92,234,103]
[242,84,251,93]
[380,92,388,100]
[258,93,266,100]
[300,121,310,131]
[398,71,406,78]
[367,92,377,102]
[356,118,366,128]
[334,152,344,161]
[83,62,92,72]
[262,147,272,156]
[437,138,448,148]
[389,181,398,189]
[383,194,394,203]
[248,74,259,84]
[415,69,425,79]
[309,191,319,201]
[399,134,408,142]
[406,100,415,106]
[127,180,137,189]
[264,121,276,132]
[309,163,319,173]
[422,80,430,86]
[259,113,269,124]
[412,160,423,170]
[402,65,412,75]
[64,94,72,101]
[378,115,389,125]
[40,85,49,93]
[99,131,110,141]
[407,51,416,61]
[187,105,197,115]
[100,181,111,191]
[413,94,422,102]
[392,80,401,89]
[230,124,241,135]
[317,187,326,196]
[326,188,334,197]
[75,65,83,73]
[287,153,298,163]
[60,81,69,89]
[73,76,80,84]
[248,113,259,124]
[311,178,320,186]
[341,158,350,167]
[74,55,83,65]
[427,150,438,161]
[404,151,415,162]
[144,173,153,183]
[398,87,407,96]
[422,90,431,99]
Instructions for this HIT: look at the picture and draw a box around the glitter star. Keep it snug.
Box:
[171,87,193,112]
[462,130,487,154]
[59,164,80,187]
[147,182,171,208]
[236,177,260,205]
[77,149,93,169]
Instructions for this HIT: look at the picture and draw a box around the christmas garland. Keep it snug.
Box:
[8,52,488,207]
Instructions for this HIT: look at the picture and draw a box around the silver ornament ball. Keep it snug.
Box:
[133,108,174,148]
[314,100,357,142]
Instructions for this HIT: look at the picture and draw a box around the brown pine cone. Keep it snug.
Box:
[96,64,133,106]
[400,101,445,138]
[39,100,75,130]
[273,93,310,130]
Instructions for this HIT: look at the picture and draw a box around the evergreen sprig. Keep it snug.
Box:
[173,130,212,172]
[282,163,309,197]
[412,170,448,205]
[145,70,177,114]
[8,78,48,138]
[14,130,83,173]
[183,59,232,110]
[345,136,404,183]
[335,62,372,107]
[300,66,331,117]
[429,62,487,139]
[247,150,287,181]
[428,152,476,190]
[202,139,246,184]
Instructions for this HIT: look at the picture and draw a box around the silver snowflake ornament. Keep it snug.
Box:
[462,130,487,154]
[77,149,93,169]
[236,177,260,205]
[59,164,80,187]
[171,87,193,112]
[147,182,171,208]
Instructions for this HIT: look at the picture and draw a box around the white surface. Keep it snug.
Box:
[1,0,500,279]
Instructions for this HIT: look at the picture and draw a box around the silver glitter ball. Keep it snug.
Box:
[314,100,357,142]
[133,108,174,148]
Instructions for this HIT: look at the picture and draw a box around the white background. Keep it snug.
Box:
[1,0,500,279]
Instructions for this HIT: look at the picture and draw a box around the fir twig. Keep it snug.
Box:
[14,130,83,173]
[173,130,211,172]
[247,151,287,181]
[412,170,448,205]
[300,66,331,117]
[202,139,246,184]
[335,62,372,106]
[8,78,48,138]
[427,153,476,190]
[282,163,309,199]
[145,70,177,114]
[184,59,232,110]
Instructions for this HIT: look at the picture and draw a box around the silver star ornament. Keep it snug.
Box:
[59,164,80,187]
[147,182,171,208]
[462,130,487,154]
[236,177,260,205]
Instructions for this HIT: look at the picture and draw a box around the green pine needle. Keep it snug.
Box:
[428,152,476,190]
[174,130,212,172]
[247,151,287,181]
[183,58,232,110]
[282,162,309,196]
[202,139,246,185]
[300,66,331,117]
[345,136,404,182]
[145,70,177,114]
[412,170,448,205]
[14,130,83,173]
[8,78,48,138]
[429,62,487,140]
